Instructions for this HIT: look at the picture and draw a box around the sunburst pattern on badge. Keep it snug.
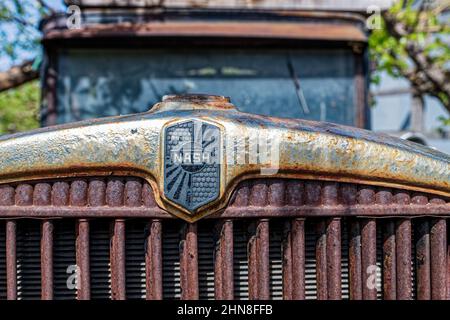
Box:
[164,120,220,212]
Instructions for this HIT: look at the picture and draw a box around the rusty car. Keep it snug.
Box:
[0,0,448,300]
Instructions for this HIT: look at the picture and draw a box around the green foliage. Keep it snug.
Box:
[369,0,450,125]
[0,81,40,134]
[0,1,50,65]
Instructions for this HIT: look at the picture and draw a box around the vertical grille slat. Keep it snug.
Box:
[111,219,126,300]
[146,219,163,300]
[5,221,16,300]
[40,220,54,300]
[430,219,447,300]
[180,223,199,300]
[0,221,6,300]
[76,219,90,300]
[214,220,234,300]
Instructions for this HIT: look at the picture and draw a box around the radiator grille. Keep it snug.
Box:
[0,217,444,300]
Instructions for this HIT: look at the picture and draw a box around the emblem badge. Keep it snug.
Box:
[163,119,221,213]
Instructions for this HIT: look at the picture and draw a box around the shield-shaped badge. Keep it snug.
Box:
[163,119,221,214]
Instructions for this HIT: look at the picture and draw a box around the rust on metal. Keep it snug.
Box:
[383,221,397,300]
[41,220,54,300]
[326,218,341,300]
[6,220,17,300]
[88,179,106,206]
[34,183,54,300]
[0,179,449,220]
[430,219,447,300]
[70,180,88,206]
[361,218,377,300]
[146,219,163,300]
[248,219,270,300]
[214,220,234,300]
[378,188,395,300]
[396,219,412,300]
[52,181,69,205]
[125,178,142,207]
[110,219,126,300]
[315,220,327,300]
[44,21,367,43]
[180,223,199,300]
[15,184,32,206]
[0,96,449,222]
[349,220,362,300]
[76,219,91,300]
[0,185,16,300]
[291,219,305,300]
[256,219,270,300]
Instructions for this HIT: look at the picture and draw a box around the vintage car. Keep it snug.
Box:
[0,1,448,300]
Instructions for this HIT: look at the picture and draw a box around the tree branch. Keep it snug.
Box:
[0,60,39,93]
[382,10,450,112]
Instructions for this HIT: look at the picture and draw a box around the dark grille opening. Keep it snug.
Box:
[0,221,6,299]
[54,220,76,300]
[90,220,111,299]
[198,222,215,299]
[269,221,282,300]
[125,220,146,299]
[17,220,41,300]
[162,221,181,299]
[233,221,249,300]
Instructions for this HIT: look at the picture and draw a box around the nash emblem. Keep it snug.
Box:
[163,119,221,213]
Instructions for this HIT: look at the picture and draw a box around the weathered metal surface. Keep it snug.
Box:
[0,179,449,219]
[0,95,449,222]
[110,219,126,300]
[146,219,163,300]
[396,219,412,300]
[282,219,306,300]
[256,219,270,300]
[315,220,327,300]
[383,221,396,300]
[361,219,377,300]
[76,219,91,300]
[44,21,367,43]
[180,223,199,300]
[326,218,341,300]
[291,219,305,300]
[41,220,54,300]
[430,219,447,300]
[214,220,234,300]
[6,220,17,300]
[349,220,362,300]
[247,219,270,300]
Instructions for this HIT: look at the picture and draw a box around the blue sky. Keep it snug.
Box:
[0,0,66,71]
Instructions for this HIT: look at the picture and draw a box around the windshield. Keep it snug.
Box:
[56,48,356,125]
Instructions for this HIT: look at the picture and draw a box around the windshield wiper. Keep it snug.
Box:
[287,56,310,115]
